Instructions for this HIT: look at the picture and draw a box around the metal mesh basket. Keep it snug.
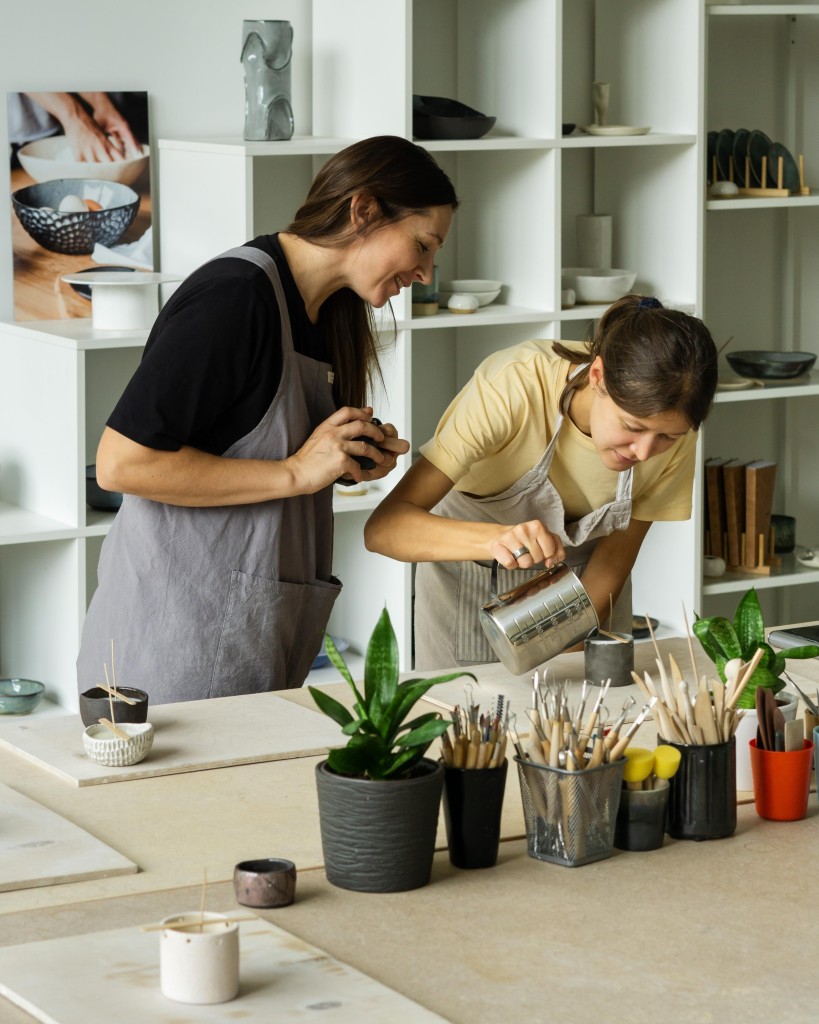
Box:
[515,756,626,866]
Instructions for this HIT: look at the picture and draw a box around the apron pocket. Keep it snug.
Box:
[211,570,341,696]
[456,561,543,665]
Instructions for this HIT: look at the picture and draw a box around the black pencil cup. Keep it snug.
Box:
[662,736,736,841]
[443,760,507,869]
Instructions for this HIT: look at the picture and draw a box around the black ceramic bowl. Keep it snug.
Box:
[726,350,816,380]
[86,465,123,512]
[412,95,496,140]
[11,178,139,255]
[79,686,149,727]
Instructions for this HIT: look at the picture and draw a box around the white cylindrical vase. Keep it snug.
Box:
[576,214,613,269]
[160,913,240,1005]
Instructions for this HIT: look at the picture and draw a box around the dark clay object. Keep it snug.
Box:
[233,858,297,908]
[79,686,149,727]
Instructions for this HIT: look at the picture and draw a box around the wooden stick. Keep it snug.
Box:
[104,664,115,726]
[111,638,118,692]
[423,694,456,713]
[199,867,207,932]
[777,155,783,191]
[597,628,629,644]
[745,155,751,189]
[97,717,130,740]
[681,604,700,685]
[761,154,768,188]
[725,647,766,710]
[94,680,137,705]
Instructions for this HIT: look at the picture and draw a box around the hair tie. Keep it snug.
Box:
[638,296,662,309]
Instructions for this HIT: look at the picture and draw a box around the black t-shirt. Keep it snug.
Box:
[107,234,328,455]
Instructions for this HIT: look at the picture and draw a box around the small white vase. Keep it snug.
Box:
[160,912,239,1004]
[734,690,799,791]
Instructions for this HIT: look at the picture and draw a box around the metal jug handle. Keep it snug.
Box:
[489,559,502,602]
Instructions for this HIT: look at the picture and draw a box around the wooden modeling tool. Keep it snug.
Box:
[97,717,130,740]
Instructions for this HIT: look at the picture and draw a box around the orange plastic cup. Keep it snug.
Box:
[749,739,813,821]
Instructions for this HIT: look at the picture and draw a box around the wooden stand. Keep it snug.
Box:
[708,151,812,198]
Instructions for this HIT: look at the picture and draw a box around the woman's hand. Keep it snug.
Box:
[286,407,408,493]
[490,521,566,571]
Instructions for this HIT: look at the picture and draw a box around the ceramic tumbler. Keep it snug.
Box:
[584,632,634,687]
[663,737,736,841]
[613,779,669,852]
[576,214,612,269]
[160,913,239,1004]
[233,857,296,908]
[443,760,507,869]
[750,739,813,821]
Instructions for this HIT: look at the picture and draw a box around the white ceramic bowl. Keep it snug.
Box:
[18,136,150,186]
[447,293,480,314]
[439,279,502,307]
[561,268,637,304]
[83,721,154,767]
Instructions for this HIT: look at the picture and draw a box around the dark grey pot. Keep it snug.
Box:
[315,758,444,892]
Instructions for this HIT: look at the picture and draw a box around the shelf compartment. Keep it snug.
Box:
[0,501,78,545]
[702,553,819,595]
[714,373,819,403]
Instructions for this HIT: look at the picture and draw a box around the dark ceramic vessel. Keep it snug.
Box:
[79,686,149,727]
[443,760,508,869]
[315,758,444,892]
[233,858,297,908]
[662,736,736,840]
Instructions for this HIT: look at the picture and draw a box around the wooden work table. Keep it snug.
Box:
[0,636,816,1022]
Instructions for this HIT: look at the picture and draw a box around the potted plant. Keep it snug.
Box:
[308,607,474,893]
[693,587,819,710]
[693,587,819,790]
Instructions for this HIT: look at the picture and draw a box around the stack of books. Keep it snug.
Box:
[704,457,778,574]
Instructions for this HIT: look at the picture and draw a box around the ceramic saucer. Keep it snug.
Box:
[767,141,800,190]
[580,125,650,136]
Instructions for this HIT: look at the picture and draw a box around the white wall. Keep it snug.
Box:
[1,0,312,321]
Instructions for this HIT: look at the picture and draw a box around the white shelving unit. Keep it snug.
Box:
[16,0,812,701]
[700,3,819,625]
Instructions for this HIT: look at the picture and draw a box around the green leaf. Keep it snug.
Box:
[364,608,399,731]
[734,588,764,654]
[395,718,450,749]
[379,748,423,779]
[783,644,819,660]
[308,686,354,729]
[693,616,741,664]
[326,734,385,775]
[325,634,367,710]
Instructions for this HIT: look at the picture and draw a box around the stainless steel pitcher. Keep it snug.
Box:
[479,560,598,675]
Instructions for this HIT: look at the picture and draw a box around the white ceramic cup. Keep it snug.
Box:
[160,912,239,1004]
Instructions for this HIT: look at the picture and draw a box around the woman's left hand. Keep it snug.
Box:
[358,422,410,481]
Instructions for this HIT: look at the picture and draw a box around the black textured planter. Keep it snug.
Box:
[315,758,444,892]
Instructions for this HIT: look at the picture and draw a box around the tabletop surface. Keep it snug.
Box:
[0,635,817,1023]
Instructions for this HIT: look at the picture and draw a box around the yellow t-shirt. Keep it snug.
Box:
[418,339,696,523]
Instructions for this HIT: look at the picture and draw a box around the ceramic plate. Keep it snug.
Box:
[631,616,659,639]
[706,131,718,184]
[767,141,800,190]
[717,376,754,391]
[581,125,650,137]
[747,129,773,187]
[715,128,735,182]
[731,128,750,186]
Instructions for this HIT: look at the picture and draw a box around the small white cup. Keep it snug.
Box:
[160,912,239,1004]
[448,293,479,314]
[703,555,726,577]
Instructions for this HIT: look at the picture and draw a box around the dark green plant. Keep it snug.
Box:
[693,587,819,709]
[308,608,475,780]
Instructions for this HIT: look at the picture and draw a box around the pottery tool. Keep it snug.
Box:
[622,747,654,790]
[783,674,819,717]
[97,717,130,740]
[94,680,137,705]
[608,699,658,761]
[651,744,682,788]
[441,693,509,769]
[103,665,116,726]
[784,717,804,752]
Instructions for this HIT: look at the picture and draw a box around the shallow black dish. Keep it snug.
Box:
[726,350,816,380]
[747,129,773,187]
[562,123,576,136]
[715,128,735,182]
[79,686,149,727]
[86,464,124,511]
[631,615,659,640]
[412,95,496,140]
[731,128,750,185]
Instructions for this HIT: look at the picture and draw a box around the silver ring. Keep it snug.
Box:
[512,546,529,559]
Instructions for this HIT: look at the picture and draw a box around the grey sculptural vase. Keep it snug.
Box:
[241,19,294,141]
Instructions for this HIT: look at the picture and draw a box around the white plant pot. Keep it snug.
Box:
[734,690,799,791]
[160,912,239,1005]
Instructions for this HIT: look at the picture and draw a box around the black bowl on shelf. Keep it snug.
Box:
[412,95,496,141]
[86,464,124,512]
[726,350,816,380]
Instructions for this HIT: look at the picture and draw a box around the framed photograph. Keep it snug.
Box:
[7,90,152,322]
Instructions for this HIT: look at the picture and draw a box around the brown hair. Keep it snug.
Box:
[285,136,458,408]
[554,295,718,429]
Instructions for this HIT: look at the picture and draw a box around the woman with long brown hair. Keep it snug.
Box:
[78,136,458,702]
[365,295,718,670]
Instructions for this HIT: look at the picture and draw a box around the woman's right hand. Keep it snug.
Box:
[490,521,566,571]
[285,407,405,494]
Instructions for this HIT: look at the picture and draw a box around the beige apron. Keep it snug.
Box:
[415,371,633,669]
[77,246,341,702]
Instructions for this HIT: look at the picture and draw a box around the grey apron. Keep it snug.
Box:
[415,370,633,669]
[77,246,341,702]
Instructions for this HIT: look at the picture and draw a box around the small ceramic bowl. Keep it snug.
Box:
[83,721,154,767]
[439,279,502,307]
[447,293,479,314]
[0,678,45,715]
[79,686,149,727]
[561,267,637,304]
[17,137,150,186]
[234,858,297,908]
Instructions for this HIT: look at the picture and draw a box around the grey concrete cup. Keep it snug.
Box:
[233,858,296,908]
[584,632,634,687]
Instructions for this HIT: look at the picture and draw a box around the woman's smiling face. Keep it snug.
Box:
[586,357,692,471]
[347,201,453,308]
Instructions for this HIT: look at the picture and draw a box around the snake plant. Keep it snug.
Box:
[693,587,819,709]
[309,607,475,780]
